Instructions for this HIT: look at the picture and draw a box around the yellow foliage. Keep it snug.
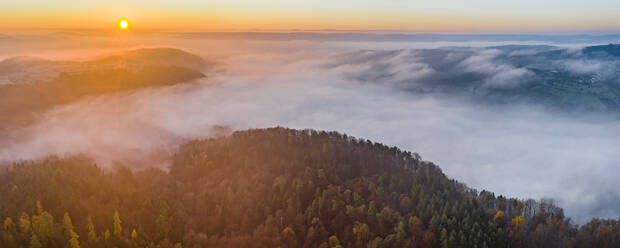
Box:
[131,229,137,239]
[30,233,42,248]
[3,217,15,230]
[511,216,526,227]
[113,211,122,236]
[36,201,43,214]
[493,210,505,223]
[69,230,80,248]
[281,226,295,237]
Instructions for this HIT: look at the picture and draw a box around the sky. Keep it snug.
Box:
[2,0,620,32]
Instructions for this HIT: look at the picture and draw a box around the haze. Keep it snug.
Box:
[2,0,620,31]
[2,1,620,243]
[1,32,619,224]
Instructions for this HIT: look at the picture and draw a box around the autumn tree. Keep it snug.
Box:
[113,211,122,237]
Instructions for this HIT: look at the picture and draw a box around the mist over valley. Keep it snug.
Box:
[1,34,619,226]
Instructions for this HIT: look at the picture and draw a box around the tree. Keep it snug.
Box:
[281,226,296,248]
[387,220,404,246]
[2,232,18,248]
[367,201,378,222]
[31,211,54,242]
[328,235,341,247]
[511,216,526,228]
[448,230,457,248]
[2,218,18,248]
[103,230,110,241]
[400,196,413,213]
[423,230,438,248]
[19,213,31,234]
[409,216,424,245]
[358,224,371,242]
[63,213,74,233]
[29,234,42,248]
[68,230,80,248]
[516,201,525,215]
[440,228,449,248]
[86,216,99,244]
[36,202,43,215]
[3,217,15,231]
[493,210,505,224]
[113,211,122,236]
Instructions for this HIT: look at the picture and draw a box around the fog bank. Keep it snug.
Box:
[1,36,620,223]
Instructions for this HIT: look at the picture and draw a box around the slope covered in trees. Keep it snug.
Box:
[0,48,207,133]
[1,127,619,247]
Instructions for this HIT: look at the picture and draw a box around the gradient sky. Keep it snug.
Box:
[1,0,620,32]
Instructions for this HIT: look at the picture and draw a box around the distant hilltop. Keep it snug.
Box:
[327,44,620,113]
[0,48,211,133]
[583,43,620,56]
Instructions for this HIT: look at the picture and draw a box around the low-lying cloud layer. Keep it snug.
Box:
[325,45,620,112]
[1,36,620,223]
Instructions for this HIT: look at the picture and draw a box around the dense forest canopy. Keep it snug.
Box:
[0,127,618,247]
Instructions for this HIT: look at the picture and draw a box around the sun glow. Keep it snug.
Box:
[118,19,129,29]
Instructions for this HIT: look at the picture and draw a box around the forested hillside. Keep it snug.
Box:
[0,127,618,248]
[0,48,207,133]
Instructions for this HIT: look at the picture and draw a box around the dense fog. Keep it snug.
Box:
[1,32,619,223]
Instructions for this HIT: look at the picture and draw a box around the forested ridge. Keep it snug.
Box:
[0,48,207,133]
[0,127,618,248]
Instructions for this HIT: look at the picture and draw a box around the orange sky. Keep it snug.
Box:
[1,0,619,32]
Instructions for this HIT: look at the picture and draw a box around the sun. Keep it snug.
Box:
[118,19,129,30]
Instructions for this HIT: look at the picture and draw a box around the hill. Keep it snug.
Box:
[0,48,208,134]
[0,127,618,248]
[329,44,620,113]
[583,44,620,57]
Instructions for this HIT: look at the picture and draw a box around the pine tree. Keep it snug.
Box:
[449,230,457,248]
[3,217,15,230]
[113,211,122,236]
[358,224,371,242]
[63,213,74,234]
[103,229,110,241]
[2,231,18,248]
[440,228,449,248]
[86,216,99,243]
[36,201,43,215]
[367,201,378,222]
[31,211,54,242]
[19,213,31,234]
[29,234,42,248]
[68,230,80,248]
